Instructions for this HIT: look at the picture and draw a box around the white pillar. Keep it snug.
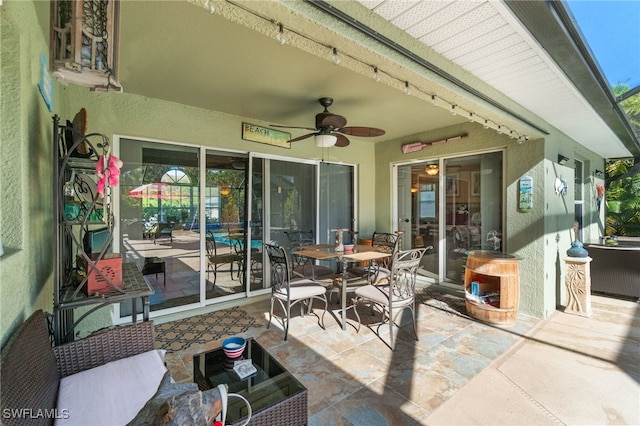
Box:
[563,256,593,317]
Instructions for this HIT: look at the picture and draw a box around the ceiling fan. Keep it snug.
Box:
[271,97,385,147]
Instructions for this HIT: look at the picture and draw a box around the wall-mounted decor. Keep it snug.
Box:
[554,177,568,196]
[242,123,291,148]
[446,173,459,196]
[519,175,533,211]
[38,53,53,112]
[401,133,468,154]
[471,171,481,196]
[50,0,122,91]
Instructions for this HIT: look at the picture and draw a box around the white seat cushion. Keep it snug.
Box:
[274,279,327,300]
[55,350,167,426]
[355,285,413,308]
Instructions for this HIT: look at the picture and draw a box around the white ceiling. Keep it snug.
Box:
[357,0,631,158]
[115,0,635,158]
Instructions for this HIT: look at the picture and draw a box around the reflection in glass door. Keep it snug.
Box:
[251,157,317,291]
[204,151,249,301]
[444,153,502,284]
[396,151,503,286]
[119,139,200,314]
[319,162,355,245]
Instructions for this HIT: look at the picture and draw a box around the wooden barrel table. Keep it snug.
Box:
[464,250,520,326]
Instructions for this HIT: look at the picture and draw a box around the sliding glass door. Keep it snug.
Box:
[203,150,249,301]
[118,139,355,318]
[119,139,201,314]
[319,162,355,244]
[251,157,355,288]
[395,151,503,286]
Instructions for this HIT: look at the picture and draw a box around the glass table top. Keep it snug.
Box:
[193,338,306,424]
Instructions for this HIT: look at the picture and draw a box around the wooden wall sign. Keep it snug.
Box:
[242,123,291,148]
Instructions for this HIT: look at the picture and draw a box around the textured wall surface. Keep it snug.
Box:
[1,1,55,347]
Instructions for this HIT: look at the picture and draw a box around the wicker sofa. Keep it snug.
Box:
[0,310,222,426]
[585,243,640,299]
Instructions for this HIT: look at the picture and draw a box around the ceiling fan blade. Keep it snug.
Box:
[320,113,347,129]
[271,124,317,131]
[337,126,385,137]
[289,133,316,142]
[335,133,350,147]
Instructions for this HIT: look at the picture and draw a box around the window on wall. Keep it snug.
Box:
[574,159,584,242]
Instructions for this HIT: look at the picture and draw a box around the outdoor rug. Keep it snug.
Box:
[155,307,260,352]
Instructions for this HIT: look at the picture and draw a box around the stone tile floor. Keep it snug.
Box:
[160,286,543,424]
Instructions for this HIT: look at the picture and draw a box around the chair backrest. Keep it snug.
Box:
[371,232,400,268]
[228,228,245,254]
[371,232,400,252]
[389,248,427,303]
[205,232,216,256]
[206,233,232,259]
[285,230,315,249]
[264,243,292,292]
[284,230,315,267]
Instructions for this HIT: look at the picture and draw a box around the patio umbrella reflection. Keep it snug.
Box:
[127,182,181,224]
[127,182,177,200]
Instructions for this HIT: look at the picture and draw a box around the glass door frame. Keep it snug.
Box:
[392,149,506,288]
[246,153,357,296]
[113,138,358,323]
[112,135,210,323]
[392,158,444,286]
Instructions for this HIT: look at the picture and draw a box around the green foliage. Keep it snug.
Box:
[613,83,640,136]
[605,158,640,236]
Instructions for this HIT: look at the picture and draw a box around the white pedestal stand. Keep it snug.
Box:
[563,256,593,317]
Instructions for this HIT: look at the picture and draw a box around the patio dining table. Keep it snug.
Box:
[293,244,392,330]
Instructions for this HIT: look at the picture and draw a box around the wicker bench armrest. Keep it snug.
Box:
[53,321,155,378]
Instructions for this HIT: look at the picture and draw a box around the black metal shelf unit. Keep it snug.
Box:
[52,115,153,345]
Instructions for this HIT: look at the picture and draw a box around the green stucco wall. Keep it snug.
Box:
[1,0,56,347]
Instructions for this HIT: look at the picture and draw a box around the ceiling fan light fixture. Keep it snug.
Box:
[315,134,337,147]
[425,164,439,176]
